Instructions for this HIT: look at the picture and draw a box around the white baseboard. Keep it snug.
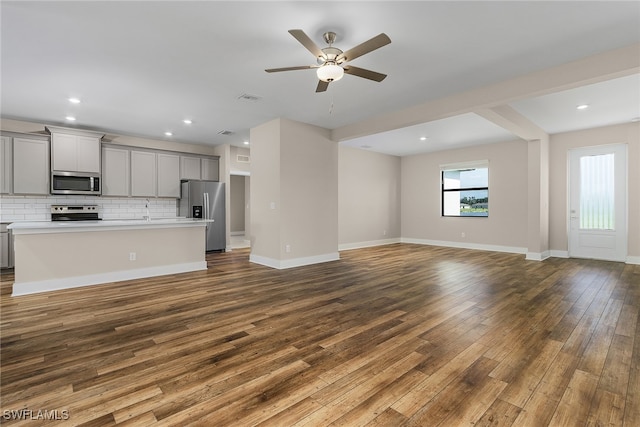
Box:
[401,237,527,255]
[550,250,569,258]
[249,252,340,270]
[12,261,207,296]
[626,256,640,265]
[339,238,401,251]
[526,251,551,261]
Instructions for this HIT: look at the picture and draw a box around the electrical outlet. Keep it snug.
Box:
[383,230,387,236]
[285,244,291,253]
[461,232,466,238]
[129,252,136,261]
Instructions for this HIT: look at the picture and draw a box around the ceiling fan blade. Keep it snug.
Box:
[289,29,325,58]
[316,80,329,93]
[265,65,317,73]
[336,33,391,63]
[343,65,387,82]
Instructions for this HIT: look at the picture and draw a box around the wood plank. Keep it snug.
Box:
[0,246,637,426]
[547,369,599,426]
[475,398,522,426]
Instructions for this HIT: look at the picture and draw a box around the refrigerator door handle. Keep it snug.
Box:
[204,192,210,228]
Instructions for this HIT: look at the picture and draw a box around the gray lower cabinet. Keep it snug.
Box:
[1,223,13,269]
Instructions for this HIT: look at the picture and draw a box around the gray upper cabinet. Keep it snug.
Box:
[181,155,219,181]
[102,146,130,196]
[0,136,12,194]
[201,157,219,181]
[13,137,49,194]
[47,126,103,173]
[157,153,180,197]
[130,150,157,197]
[180,155,201,180]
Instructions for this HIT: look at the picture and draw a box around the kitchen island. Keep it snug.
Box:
[8,218,213,296]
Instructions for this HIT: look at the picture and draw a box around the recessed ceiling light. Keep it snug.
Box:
[183,119,192,124]
[243,141,249,145]
[164,131,173,136]
[68,97,81,104]
[420,136,428,141]
[576,104,589,110]
[65,116,76,121]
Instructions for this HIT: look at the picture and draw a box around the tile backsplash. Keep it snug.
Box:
[0,195,179,222]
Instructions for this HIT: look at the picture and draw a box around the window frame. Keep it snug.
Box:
[440,161,489,218]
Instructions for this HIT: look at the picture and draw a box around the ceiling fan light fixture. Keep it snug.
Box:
[317,63,344,82]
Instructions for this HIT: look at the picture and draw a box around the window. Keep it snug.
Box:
[580,153,614,229]
[441,162,489,217]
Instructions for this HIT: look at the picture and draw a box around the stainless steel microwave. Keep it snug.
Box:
[51,171,101,195]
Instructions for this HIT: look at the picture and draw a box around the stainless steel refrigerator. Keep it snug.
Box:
[179,180,226,252]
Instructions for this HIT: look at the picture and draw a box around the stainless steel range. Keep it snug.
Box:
[51,205,101,221]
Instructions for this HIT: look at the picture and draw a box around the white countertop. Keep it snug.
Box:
[8,218,214,234]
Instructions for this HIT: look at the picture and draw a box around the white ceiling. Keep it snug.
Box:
[1,1,639,156]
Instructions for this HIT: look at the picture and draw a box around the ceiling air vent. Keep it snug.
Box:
[217,130,234,136]
[237,155,250,163]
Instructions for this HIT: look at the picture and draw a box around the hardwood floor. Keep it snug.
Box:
[1,244,638,426]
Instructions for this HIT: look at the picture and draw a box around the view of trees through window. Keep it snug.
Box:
[441,166,489,217]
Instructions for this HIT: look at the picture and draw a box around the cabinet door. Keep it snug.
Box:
[0,136,12,194]
[157,153,180,197]
[13,138,49,194]
[102,147,130,196]
[76,136,101,172]
[51,133,77,171]
[201,158,219,181]
[131,151,157,197]
[0,231,9,269]
[180,156,201,180]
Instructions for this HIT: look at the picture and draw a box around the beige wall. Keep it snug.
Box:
[250,118,338,266]
[401,139,529,250]
[338,145,401,247]
[279,119,337,260]
[249,119,281,259]
[230,175,246,233]
[549,122,640,257]
[230,146,251,173]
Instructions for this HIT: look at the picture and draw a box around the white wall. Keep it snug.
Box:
[338,145,401,249]
[401,139,529,252]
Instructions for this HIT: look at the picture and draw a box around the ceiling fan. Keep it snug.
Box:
[265,29,391,93]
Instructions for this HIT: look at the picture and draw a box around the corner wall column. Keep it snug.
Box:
[526,137,550,260]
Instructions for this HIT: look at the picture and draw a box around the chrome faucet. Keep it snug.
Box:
[144,199,150,221]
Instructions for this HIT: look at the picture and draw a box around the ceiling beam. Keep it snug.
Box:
[332,42,640,142]
[475,105,548,141]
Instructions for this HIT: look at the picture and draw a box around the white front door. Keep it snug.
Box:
[569,144,627,262]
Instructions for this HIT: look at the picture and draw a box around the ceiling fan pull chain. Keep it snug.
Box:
[329,92,335,115]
